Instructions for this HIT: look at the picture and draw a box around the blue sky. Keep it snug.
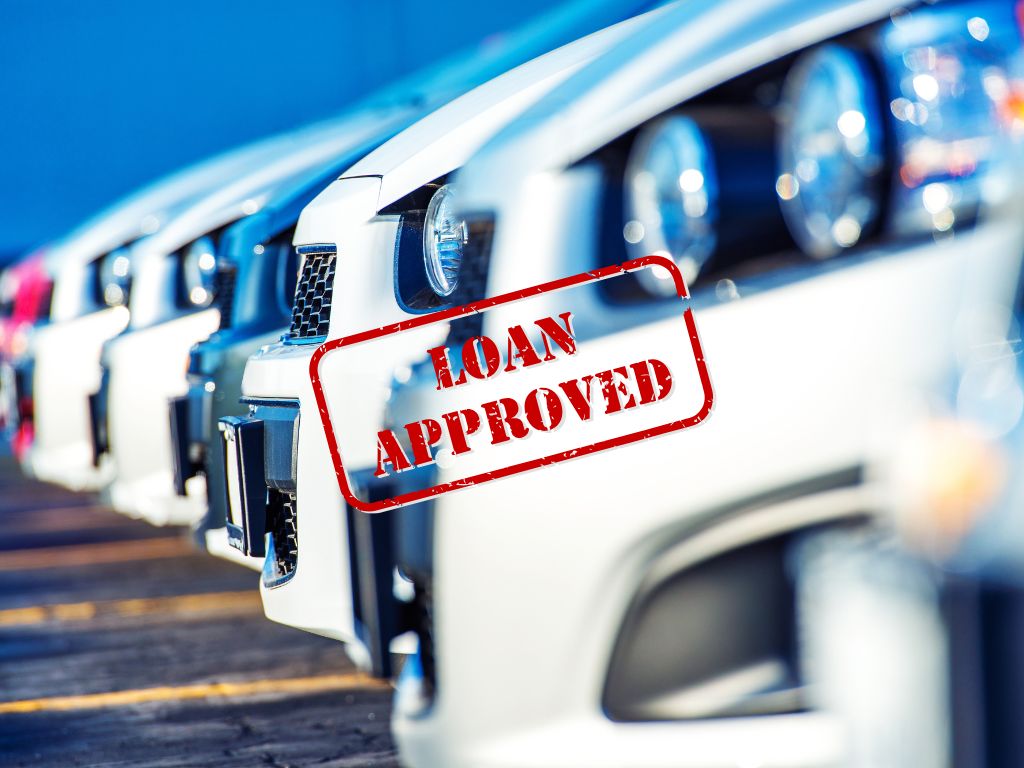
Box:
[0,0,554,259]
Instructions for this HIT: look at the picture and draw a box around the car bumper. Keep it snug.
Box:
[229,319,433,672]
[203,524,264,571]
[27,308,129,490]
[104,309,220,525]
[171,327,283,559]
[221,181,426,667]
[230,344,359,639]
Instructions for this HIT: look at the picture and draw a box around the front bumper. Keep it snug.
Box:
[223,342,361,646]
[224,180,428,670]
[220,390,411,676]
[28,308,128,490]
[169,326,281,564]
[228,320,425,675]
[102,309,220,525]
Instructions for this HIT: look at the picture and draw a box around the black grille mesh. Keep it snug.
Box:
[446,218,495,348]
[266,489,298,582]
[214,266,237,330]
[288,251,335,340]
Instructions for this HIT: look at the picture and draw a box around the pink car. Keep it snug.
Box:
[0,250,53,459]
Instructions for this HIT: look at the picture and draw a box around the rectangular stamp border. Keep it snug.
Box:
[310,255,714,512]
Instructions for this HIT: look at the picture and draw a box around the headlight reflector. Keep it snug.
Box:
[423,185,467,298]
[624,115,718,290]
[99,247,132,307]
[183,236,218,307]
[777,44,885,258]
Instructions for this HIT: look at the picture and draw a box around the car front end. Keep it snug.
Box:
[220,11,665,673]
[172,108,447,563]
[170,218,296,564]
[169,168,350,566]
[26,127,323,492]
[385,0,1024,765]
[94,117,405,527]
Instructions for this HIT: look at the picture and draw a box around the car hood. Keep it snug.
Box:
[455,0,902,212]
[296,5,669,240]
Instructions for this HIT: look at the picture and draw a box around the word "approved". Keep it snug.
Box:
[374,312,673,477]
[310,256,712,511]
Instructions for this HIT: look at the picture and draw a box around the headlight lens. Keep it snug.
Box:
[423,185,467,298]
[182,236,218,307]
[624,115,718,290]
[99,247,132,307]
[777,44,885,258]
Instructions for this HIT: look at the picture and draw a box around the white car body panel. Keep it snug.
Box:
[29,306,128,489]
[242,12,666,652]
[332,7,664,213]
[105,309,220,524]
[393,215,1023,768]
[387,0,1024,764]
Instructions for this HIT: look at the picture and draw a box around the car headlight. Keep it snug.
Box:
[99,247,132,307]
[423,184,467,298]
[777,44,886,258]
[624,115,719,290]
[182,236,218,307]
[584,0,1023,311]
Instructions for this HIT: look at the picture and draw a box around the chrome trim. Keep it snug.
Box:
[295,243,337,256]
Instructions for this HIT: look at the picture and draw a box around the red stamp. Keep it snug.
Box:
[310,256,713,512]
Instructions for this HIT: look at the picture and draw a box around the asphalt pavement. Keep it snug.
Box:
[0,458,398,767]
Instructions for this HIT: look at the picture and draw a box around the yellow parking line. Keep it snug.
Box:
[0,674,391,714]
[0,590,262,627]
[0,536,191,571]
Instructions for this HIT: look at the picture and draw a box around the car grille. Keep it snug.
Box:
[214,265,237,330]
[288,245,337,341]
[445,217,495,348]
[264,489,298,585]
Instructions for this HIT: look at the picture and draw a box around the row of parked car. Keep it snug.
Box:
[3,0,1024,764]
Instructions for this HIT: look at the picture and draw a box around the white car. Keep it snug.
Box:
[381,0,1024,765]
[221,8,668,674]
[94,111,439,528]
[27,129,335,492]
[179,0,668,566]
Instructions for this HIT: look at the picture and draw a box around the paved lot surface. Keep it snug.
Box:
[0,459,399,767]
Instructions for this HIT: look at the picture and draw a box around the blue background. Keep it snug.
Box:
[0,0,554,261]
